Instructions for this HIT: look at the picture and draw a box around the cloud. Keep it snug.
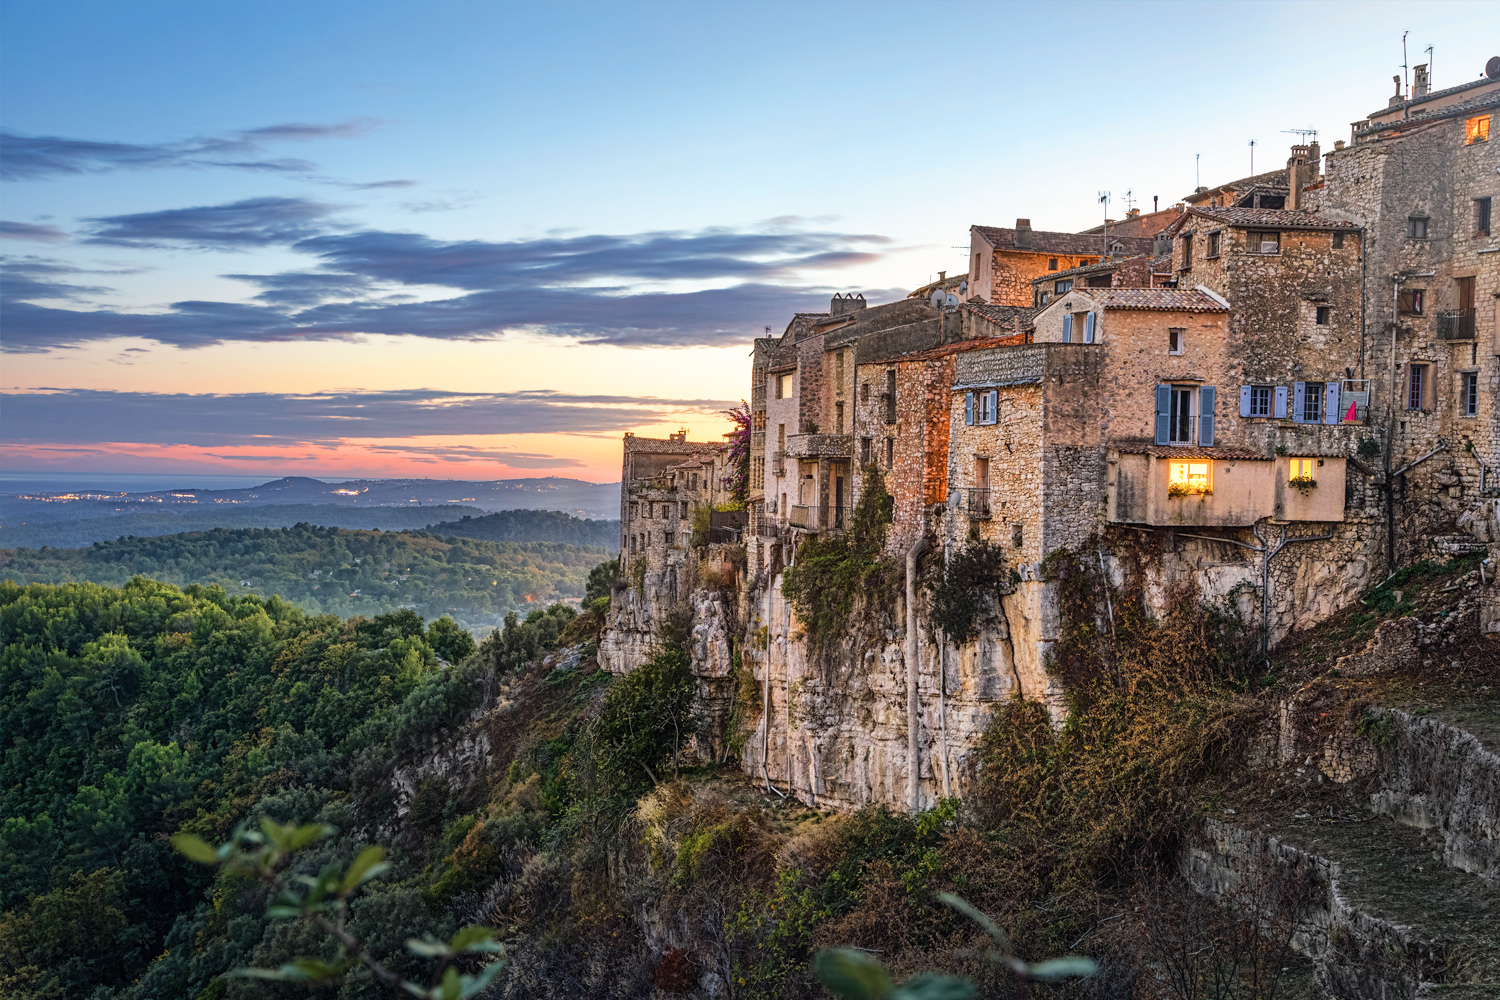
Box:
[1,221,68,242]
[84,197,341,249]
[0,257,115,302]
[365,444,585,468]
[0,387,734,446]
[1,218,897,350]
[0,120,379,181]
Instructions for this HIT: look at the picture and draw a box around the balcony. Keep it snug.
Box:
[789,505,813,528]
[785,433,852,459]
[1438,309,1476,340]
[967,487,993,519]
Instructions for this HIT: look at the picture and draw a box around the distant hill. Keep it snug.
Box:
[0,524,608,634]
[425,509,619,549]
[0,503,492,550]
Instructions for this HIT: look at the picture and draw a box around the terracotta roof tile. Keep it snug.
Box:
[1093,288,1228,312]
[1118,446,1270,461]
[1358,89,1500,137]
[898,333,1031,362]
[1184,206,1360,230]
[973,225,1154,257]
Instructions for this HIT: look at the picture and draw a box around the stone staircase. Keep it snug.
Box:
[1185,704,1500,999]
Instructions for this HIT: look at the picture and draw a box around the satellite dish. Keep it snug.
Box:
[930,289,946,308]
[1487,55,1500,80]
[944,292,960,308]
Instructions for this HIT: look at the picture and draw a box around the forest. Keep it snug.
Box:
[423,509,620,549]
[0,525,606,634]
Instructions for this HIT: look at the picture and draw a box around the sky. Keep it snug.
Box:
[2,0,1495,485]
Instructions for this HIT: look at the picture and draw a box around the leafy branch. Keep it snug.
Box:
[813,892,1097,999]
[172,819,504,998]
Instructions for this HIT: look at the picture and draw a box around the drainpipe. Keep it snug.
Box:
[906,532,928,814]
[762,546,785,797]
[938,539,952,800]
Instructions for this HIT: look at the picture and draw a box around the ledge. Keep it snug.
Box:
[785,433,852,459]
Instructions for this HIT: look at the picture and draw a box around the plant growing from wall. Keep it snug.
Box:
[720,401,752,511]
[691,505,712,548]
[780,465,898,651]
[927,539,1016,643]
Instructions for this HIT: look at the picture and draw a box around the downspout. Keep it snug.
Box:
[761,548,785,797]
[906,533,928,814]
[938,539,952,800]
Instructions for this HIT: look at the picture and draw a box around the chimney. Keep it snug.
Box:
[938,270,946,281]
[1389,74,1404,107]
[1413,63,1429,98]
[829,292,866,316]
[1014,218,1033,249]
[1308,140,1321,178]
[1286,144,1310,210]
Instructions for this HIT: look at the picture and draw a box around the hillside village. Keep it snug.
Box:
[603,59,1500,810]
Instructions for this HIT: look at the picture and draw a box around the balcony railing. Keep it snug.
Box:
[1438,308,1476,340]
[967,487,993,519]
[789,504,812,528]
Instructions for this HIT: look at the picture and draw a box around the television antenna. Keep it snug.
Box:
[1282,126,1319,144]
[1248,138,1255,174]
[1099,190,1110,256]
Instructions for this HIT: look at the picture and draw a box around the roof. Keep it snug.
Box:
[973,224,1154,257]
[907,272,969,299]
[1076,205,1188,238]
[1179,206,1361,231]
[1366,76,1500,122]
[1030,255,1148,285]
[962,301,1037,328]
[1091,288,1228,312]
[1117,446,1270,461]
[898,332,1031,362]
[1183,166,1288,204]
[1358,88,1500,137]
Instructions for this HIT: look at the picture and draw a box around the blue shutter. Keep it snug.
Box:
[1199,386,1216,446]
[1084,311,1097,343]
[1292,382,1306,423]
[965,392,974,425]
[990,390,999,424]
[1154,385,1171,445]
[1323,382,1341,425]
[1274,385,1288,419]
[1062,314,1073,342]
[1239,385,1252,417]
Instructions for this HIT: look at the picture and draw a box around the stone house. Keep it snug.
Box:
[968,220,1154,306]
[1308,63,1500,565]
[1030,253,1161,308]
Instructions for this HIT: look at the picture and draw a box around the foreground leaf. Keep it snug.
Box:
[815,948,895,1000]
[170,833,220,865]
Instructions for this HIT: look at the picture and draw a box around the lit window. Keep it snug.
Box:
[1169,460,1211,494]
[1289,457,1317,481]
[1466,115,1491,145]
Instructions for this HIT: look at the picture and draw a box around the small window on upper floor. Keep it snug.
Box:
[1398,288,1425,315]
[1206,231,1221,258]
[1179,233,1193,270]
[1048,258,1059,271]
[1332,231,1345,249]
[1477,197,1492,237]
[1466,114,1491,145]
[1316,306,1331,325]
[1055,279,1072,294]
[1039,291,1050,305]
[1247,230,1280,254]
[1408,216,1429,239]
[1168,328,1185,355]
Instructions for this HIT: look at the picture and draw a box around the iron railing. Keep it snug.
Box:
[1438,308,1476,340]
[967,488,993,519]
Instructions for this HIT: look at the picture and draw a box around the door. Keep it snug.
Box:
[1169,387,1194,443]
[834,475,845,528]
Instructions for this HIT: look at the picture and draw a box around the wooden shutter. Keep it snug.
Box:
[1322,382,1340,425]
[989,391,999,424]
[1239,385,1252,416]
[1154,385,1171,445]
[1292,382,1306,423]
[965,392,974,425]
[1199,386,1216,446]
[1062,314,1073,342]
[1084,311,1097,343]
[1274,385,1288,418]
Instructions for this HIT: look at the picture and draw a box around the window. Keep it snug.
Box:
[1302,382,1324,423]
[1206,231,1221,257]
[1248,385,1272,417]
[1169,387,1195,443]
[860,437,871,466]
[775,372,792,398]
[974,457,990,491]
[1169,460,1211,493]
[680,502,688,519]
[1408,216,1429,239]
[1462,372,1479,417]
[665,531,675,546]
[885,437,894,469]
[1332,231,1345,249]
[1168,328,1184,355]
[884,369,897,424]
[1466,114,1491,145]
[1055,279,1073,293]
[1180,233,1193,269]
[1087,273,1112,287]
[1048,257,1059,271]
[1398,288,1425,315]
[835,401,845,434]
[1289,457,1317,481]
[1477,198,1492,237]
[1247,230,1280,253]
[1408,364,1428,410]
[1038,291,1050,305]
[1316,306,1331,325]
[861,382,869,402]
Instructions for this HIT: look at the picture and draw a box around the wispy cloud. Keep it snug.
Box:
[0,120,380,181]
[0,387,734,446]
[84,196,342,250]
[1,214,896,350]
[0,221,68,242]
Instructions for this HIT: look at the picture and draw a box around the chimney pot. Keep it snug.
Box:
[1014,218,1033,249]
[1413,63,1429,99]
[938,270,946,281]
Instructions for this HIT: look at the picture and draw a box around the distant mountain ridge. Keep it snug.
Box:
[425,509,620,549]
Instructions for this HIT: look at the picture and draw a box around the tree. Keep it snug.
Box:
[426,616,476,663]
